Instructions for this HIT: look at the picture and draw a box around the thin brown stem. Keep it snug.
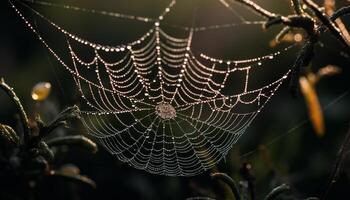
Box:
[291,0,303,15]
[330,6,350,20]
[230,0,314,34]
[231,0,276,19]
[303,0,348,47]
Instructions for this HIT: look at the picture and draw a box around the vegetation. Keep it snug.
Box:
[0,0,350,199]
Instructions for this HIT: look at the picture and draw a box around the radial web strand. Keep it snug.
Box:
[10,0,293,176]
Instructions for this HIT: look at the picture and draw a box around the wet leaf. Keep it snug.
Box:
[299,76,325,137]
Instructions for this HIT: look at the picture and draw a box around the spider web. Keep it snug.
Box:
[10,0,294,176]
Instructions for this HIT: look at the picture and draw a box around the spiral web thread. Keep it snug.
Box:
[10,0,293,176]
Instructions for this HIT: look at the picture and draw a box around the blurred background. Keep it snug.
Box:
[0,0,350,199]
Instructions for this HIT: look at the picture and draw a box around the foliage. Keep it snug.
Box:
[1,0,350,199]
[0,79,97,200]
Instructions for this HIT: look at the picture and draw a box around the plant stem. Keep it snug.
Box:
[231,0,276,19]
[302,0,349,47]
[0,78,30,144]
[264,184,290,200]
[330,6,350,21]
[291,0,303,15]
[324,0,350,46]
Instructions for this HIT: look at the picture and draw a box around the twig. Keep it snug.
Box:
[230,0,350,45]
[302,0,348,47]
[230,0,350,96]
[324,0,350,46]
[229,0,316,38]
[330,6,350,21]
[231,0,276,19]
[0,78,30,144]
[291,0,303,15]
[289,39,315,97]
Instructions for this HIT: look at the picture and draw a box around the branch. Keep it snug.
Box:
[289,39,315,97]
[232,0,276,19]
[230,0,350,45]
[291,0,303,15]
[302,0,348,47]
[330,6,350,21]
[230,0,315,35]
[0,78,30,144]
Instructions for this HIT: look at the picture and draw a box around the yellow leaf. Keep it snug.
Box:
[269,33,303,47]
[299,76,325,137]
[316,65,342,80]
[59,164,81,176]
[31,82,52,101]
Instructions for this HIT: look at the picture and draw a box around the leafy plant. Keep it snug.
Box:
[0,78,97,200]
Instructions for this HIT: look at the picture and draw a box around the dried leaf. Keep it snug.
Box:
[59,164,80,176]
[299,76,325,137]
[316,65,342,81]
[270,30,303,47]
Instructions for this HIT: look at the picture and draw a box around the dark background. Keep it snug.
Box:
[0,0,350,199]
